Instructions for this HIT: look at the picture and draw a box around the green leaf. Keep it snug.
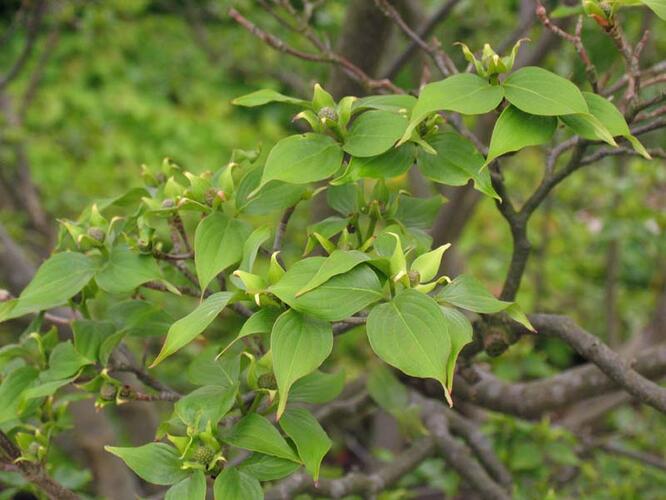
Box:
[440,307,473,391]
[289,370,345,404]
[401,74,504,143]
[582,92,650,158]
[343,110,408,157]
[108,300,173,337]
[417,132,499,200]
[220,307,281,357]
[486,105,557,164]
[366,289,452,403]
[352,94,417,113]
[560,113,617,145]
[367,364,409,412]
[502,66,588,116]
[280,408,331,481]
[165,471,206,500]
[260,133,343,187]
[505,303,536,332]
[42,341,91,381]
[187,346,240,389]
[194,213,244,290]
[393,194,443,229]
[236,166,306,215]
[213,467,263,500]
[326,184,359,216]
[270,259,384,321]
[96,245,162,294]
[232,88,308,107]
[225,413,300,462]
[105,443,189,485]
[151,292,234,366]
[437,275,509,313]
[271,310,333,419]
[2,252,97,321]
[73,320,117,363]
[175,384,238,428]
[23,375,78,400]
[640,0,666,19]
[0,366,38,425]
[238,454,300,481]
[239,226,271,273]
[343,145,416,182]
[297,250,369,296]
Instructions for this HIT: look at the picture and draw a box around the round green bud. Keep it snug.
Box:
[190,445,215,466]
[87,227,106,243]
[318,106,338,122]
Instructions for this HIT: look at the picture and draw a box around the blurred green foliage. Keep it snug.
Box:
[1,0,665,498]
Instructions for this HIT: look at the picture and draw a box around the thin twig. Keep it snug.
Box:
[0,431,79,500]
[382,0,461,79]
[228,7,402,94]
[374,0,455,77]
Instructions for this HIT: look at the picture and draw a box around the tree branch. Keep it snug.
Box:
[0,431,79,500]
[416,395,511,500]
[228,7,402,94]
[382,0,461,79]
[265,439,435,499]
[531,314,666,415]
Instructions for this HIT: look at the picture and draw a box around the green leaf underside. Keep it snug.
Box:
[560,113,616,145]
[289,370,345,404]
[437,275,511,313]
[194,212,244,290]
[352,94,417,113]
[640,0,666,20]
[367,364,409,412]
[486,105,557,164]
[225,413,300,462]
[260,133,343,186]
[105,443,189,485]
[502,66,588,116]
[417,132,499,199]
[152,292,234,366]
[220,307,281,356]
[213,467,263,500]
[175,384,238,428]
[2,252,98,321]
[238,454,300,481]
[280,407,331,481]
[271,310,333,419]
[402,73,504,142]
[582,92,650,158]
[270,258,384,321]
[440,307,474,391]
[96,244,161,294]
[343,110,408,157]
[366,289,451,392]
[166,471,206,500]
[232,88,308,107]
